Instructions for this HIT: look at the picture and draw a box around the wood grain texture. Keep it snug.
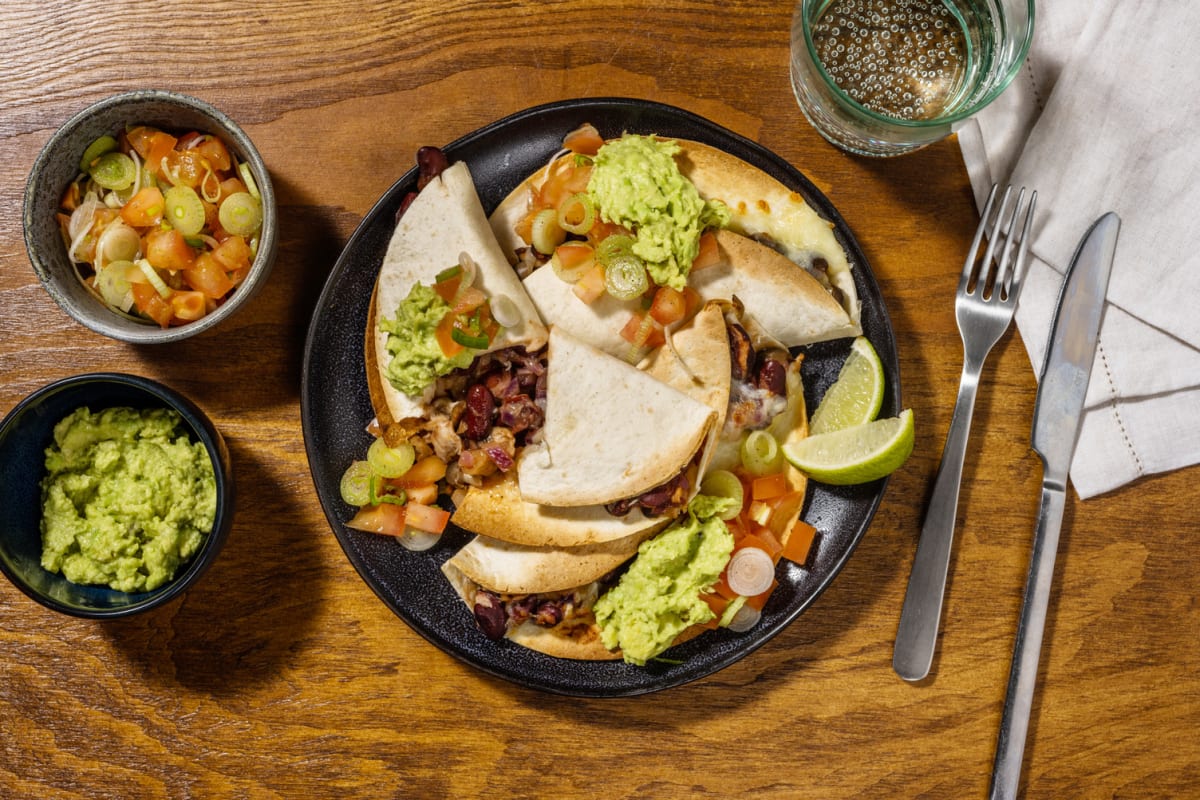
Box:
[2,2,1197,798]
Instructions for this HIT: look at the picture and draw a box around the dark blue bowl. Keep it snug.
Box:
[0,373,234,617]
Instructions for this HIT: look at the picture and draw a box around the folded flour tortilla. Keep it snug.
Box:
[369,161,547,427]
[516,326,718,508]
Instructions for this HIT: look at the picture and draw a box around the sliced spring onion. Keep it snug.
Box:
[719,595,748,628]
[396,526,440,552]
[80,135,118,171]
[136,258,172,299]
[339,460,374,506]
[451,325,490,350]
[596,234,636,264]
[529,208,565,255]
[550,242,595,283]
[237,161,260,200]
[218,192,262,236]
[90,152,137,191]
[367,438,416,479]
[370,475,407,506]
[489,294,521,328]
[95,260,135,312]
[603,253,649,301]
[95,222,141,266]
[725,547,776,597]
[726,601,763,633]
[699,469,745,520]
[556,192,595,234]
[741,430,783,476]
[435,264,462,283]
[163,185,206,236]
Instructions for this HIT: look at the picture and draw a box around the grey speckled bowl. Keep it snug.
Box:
[0,373,234,617]
[23,90,277,344]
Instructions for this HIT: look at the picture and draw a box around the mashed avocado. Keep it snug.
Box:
[40,406,216,593]
[379,282,473,395]
[587,134,730,291]
[593,495,737,665]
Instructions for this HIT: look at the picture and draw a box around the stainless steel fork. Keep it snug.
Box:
[893,184,1037,682]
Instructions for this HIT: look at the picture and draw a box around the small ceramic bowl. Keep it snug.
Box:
[0,373,234,617]
[23,90,277,344]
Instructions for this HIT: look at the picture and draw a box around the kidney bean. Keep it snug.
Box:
[473,591,508,640]
[416,146,449,189]
[460,383,495,441]
[756,356,788,397]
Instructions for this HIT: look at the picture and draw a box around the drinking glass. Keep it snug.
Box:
[790,0,1034,156]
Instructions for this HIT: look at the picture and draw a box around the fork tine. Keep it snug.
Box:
[961,184,1000,289]
[975,185,1015,294]
[993,187,1027,297]
[1004,190,1038,299]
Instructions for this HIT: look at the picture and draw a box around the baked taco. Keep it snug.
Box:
[488,128,858,360]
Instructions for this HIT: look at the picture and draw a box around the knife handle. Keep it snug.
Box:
[892,358,982,681]
[989,483,1068,800]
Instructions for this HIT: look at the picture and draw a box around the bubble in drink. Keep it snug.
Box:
[811,0,973,121]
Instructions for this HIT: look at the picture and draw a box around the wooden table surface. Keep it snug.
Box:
[2,2,1197,798]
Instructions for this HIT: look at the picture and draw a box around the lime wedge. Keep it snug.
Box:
[809,336,885,435]
[783,409,914,485]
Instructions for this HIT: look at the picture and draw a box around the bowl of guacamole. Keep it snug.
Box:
[0,373,234,617]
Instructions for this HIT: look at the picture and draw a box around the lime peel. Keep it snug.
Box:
[784,409,914,485]
[809,336,886,435]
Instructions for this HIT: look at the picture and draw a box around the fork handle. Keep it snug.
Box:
[892,356,983,681]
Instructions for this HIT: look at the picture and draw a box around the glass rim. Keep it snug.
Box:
[800,0,1036,129]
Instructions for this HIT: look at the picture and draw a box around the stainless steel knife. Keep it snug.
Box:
[988,212,1121,800]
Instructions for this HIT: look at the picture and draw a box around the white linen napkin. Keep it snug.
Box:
[957,0,1200,499]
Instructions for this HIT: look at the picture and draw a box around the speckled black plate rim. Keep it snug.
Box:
[300,97,899,698]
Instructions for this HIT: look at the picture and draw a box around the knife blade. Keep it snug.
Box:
[988,212,1120,800]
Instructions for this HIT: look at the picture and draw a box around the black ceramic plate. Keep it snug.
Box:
[301,98,899,697]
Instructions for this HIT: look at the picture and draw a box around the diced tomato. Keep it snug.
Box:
[752,472,789,501]
[572,263,608,304]
[781,519,818,565]
[127,128,179,175]
[739,531,783,564]
[217,176,247,202]
[393,455,448,487]
[143,228,197,271]
[648,286,688,326]
[450,286,487,315]
[345,503,407,536]
[170,290,208,321]
[162,149,211,187]
[192,134,232,171]
[742,580,779,611]
[682,286,703,318]
[699,591,732,629]
[562,123,605,156]
[434,313,466,359]
[183,253,236,299]
[433,272,462,303]
[404,501,450,534]
[536,160,592,210]
[692,231,721,271]
[404,483,439,505]
[586,220,629,245]
[619,312,665,350]
[211,235,252,273]
[120,186,165,228]
[130,282,174,328]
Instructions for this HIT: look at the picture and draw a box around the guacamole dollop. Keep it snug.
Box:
[40,406,217,593]
[587,134,730,291]
[593,495,737,665]
[379,282,473,396]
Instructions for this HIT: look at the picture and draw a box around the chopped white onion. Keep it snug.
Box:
[490,294,521,328]
[727,603,762,633]
[725,547,775,597]
[395,526,440,552]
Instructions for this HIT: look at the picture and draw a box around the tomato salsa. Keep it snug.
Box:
[57,125,264,327]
